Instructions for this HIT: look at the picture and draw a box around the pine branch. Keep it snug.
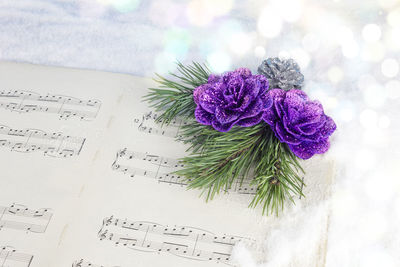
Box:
[144,62,305,216]
[143,62,211,125]
[177,123,265,199]
[178,122,305,215]
[250,130,305,215]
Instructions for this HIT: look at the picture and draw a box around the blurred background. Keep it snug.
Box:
[0,0,399,266]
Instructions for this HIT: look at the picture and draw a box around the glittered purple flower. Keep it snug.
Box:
[263,89,336,159]
[193,68,271,132]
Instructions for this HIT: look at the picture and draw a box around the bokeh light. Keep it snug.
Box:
[163,28,191,59]
[328,66,344,83]
[278,50,290,59]
[363,83,386,108]
[362,24,382,43]
[336,26,354,45]
[257,7,282,38]
[378,0,398,9]
[217,19,244,40]
[360,109,378,129]
[381,58,399,78]
[97,0,140,12]
[357,74,376,90]
[302,33,320,52]
[378,115,391,129]
[385,80,400,99]
[341,39,359,58]
[291,48,310,68]
[207,51,231,73]
[229,32,253,56]
[338,106,355,122]
[387,7,400,27]
[186,0,234,26]
[385,27,400,51]
[154,52,176,74]
[254,46,266,58]
[361,42,385,62]
[276,0,303,23]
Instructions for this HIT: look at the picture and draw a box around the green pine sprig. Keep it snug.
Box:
[143,62,209,125]
[177,123,265,199]
[250,130,305,215]
[144,62,305,215]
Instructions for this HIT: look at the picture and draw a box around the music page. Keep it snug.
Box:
[0,61,335,267]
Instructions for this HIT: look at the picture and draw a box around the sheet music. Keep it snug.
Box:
[0,61,132,267]
[72,259,120,267]
[111,148,257,194]
[0,61,335,267]
[0,90,101,120]
[97,216,247,264]
[0,246,33,267]
[0,204,52,233]
[0,125,85,157]
[133,112,188,139]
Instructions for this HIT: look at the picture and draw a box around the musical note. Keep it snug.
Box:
[115,148,183,168]
[98,217,248,265]
[133,112,190,139]
[72,259,121,267]
[0,90,101,120]
[0,246,33,267]
[0,125,86,158]
[0,203,53,233]
[111,148,257,194]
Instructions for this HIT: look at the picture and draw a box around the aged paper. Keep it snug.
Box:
[0,61,334,267]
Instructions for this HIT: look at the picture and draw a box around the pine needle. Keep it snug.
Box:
[144,62,305,216]
[143,61,210,126]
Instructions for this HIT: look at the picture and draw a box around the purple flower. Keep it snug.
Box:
[263,89,336,159]
[193,68,271,132]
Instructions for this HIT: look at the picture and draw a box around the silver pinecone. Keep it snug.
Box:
[257,57,304,90]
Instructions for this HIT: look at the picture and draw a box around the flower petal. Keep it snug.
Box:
[236,113,263,127]
[239,97,264,119]
[193,84,208,105]
[261,90,273,110]
[275,100,285,119]
[275,122,301,145]
[198,87,222,113]
[208,74,221,83]
[215,106,240,124]
[296,123,318,135]
[263,109,276,126]
[194,106,213,125]
[288,139,330,159]
[239,76,261,100]
[211,120,235,132]
[287,105,301,123]
[320,115,337,138]
[235,68,252,79]
[284,89,308,110]
[282,115,302,138]
[267,88,286,99]
[229,95,252,112]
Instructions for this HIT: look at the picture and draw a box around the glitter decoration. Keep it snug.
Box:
[257,57,305,90]
[193,68,271,132]
[263,89,336,159]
